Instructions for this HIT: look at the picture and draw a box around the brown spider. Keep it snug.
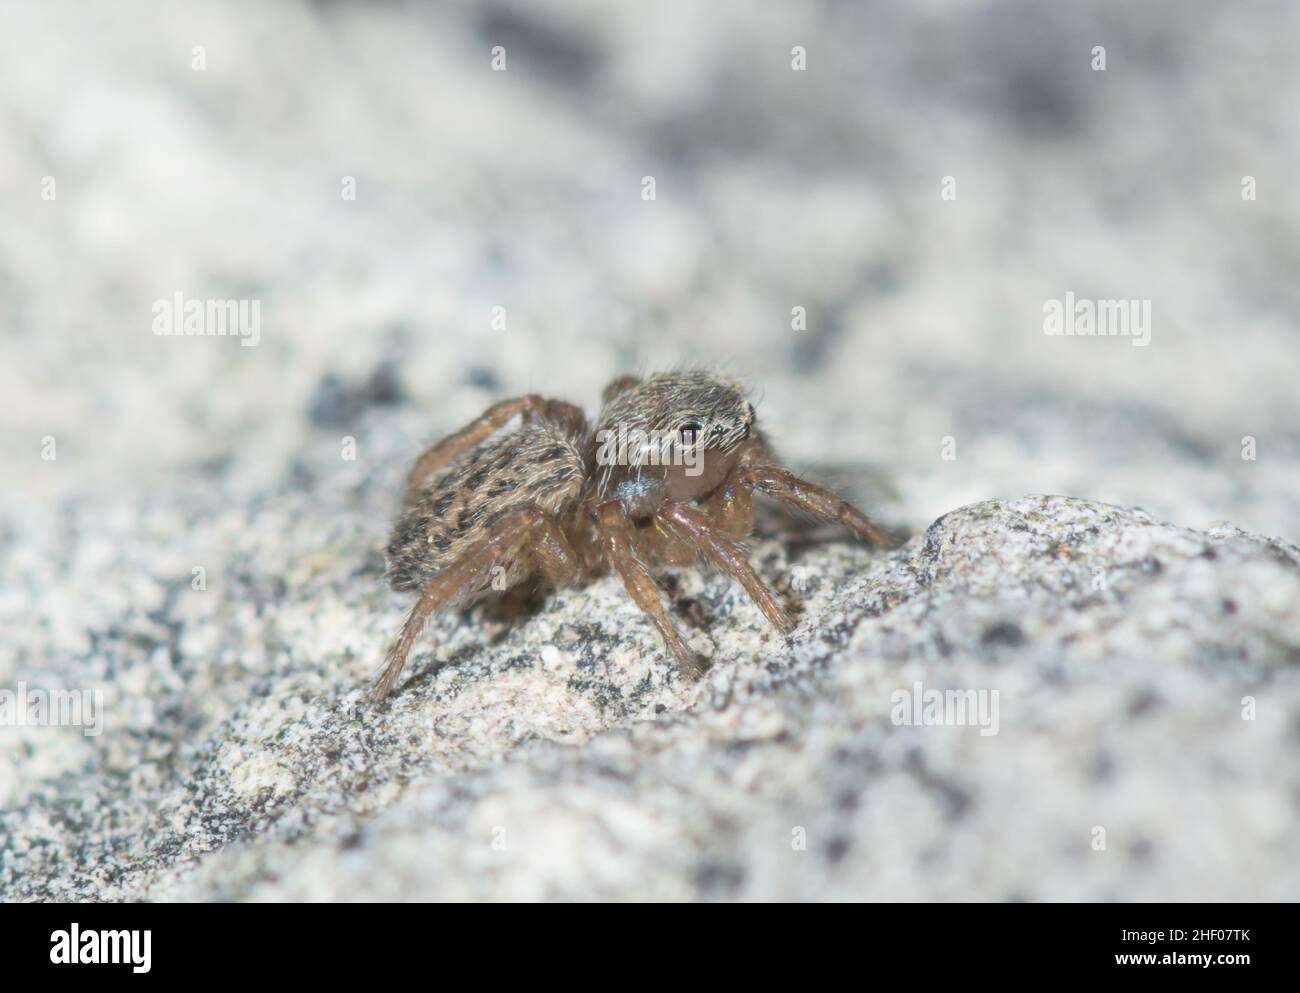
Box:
[373,370,895,699]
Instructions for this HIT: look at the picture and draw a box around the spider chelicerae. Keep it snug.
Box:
[375,370,896,699]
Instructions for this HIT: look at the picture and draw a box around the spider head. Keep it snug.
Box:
[593,371,756,510]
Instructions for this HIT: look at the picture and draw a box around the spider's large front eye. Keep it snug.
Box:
[677,420,704,445]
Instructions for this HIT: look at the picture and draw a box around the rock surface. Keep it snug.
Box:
[3,1,1300,901]
[3,492,1299,901]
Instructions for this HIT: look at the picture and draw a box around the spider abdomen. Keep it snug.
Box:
[385,422,585,595]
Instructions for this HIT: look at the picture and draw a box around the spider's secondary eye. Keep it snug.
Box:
[678,420,703,444]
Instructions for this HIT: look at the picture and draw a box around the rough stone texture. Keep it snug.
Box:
[4,490,1299,901]
[3,2,1299,901]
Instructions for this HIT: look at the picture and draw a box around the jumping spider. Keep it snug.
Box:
[374,370,895,699]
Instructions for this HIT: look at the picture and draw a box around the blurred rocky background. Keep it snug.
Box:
[1,0,1297,900]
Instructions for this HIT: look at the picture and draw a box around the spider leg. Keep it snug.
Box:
[372,505,579,700]
[601,375,641,403]
[402,395,586,508]
[660,502,793,632]
[739,459,895,548]
[529,510,584,586]
[594,500,701,676]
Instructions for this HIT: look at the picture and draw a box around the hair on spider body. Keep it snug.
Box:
[372,371,898,700]
[385,421,587,596]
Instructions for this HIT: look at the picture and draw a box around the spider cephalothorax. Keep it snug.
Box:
[373,372,895,699]
[591,371,758,512]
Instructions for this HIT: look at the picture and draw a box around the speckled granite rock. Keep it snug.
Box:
[3,491,1298,901]
[3,1,1300,901]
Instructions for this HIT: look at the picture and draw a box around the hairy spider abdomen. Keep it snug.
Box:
[385,422,586,595]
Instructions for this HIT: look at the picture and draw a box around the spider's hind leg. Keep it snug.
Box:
[402,395,586,508]
[372,505,581,700]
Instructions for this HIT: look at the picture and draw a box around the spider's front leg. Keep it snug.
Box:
[373,504,581,700]
[737,448,896,549]
[593,500,702,677]
[659,502,792,633]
